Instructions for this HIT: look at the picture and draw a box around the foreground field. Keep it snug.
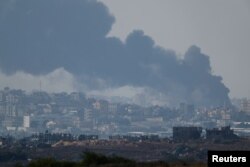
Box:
[2,138,250,166]
[16,152,206,167]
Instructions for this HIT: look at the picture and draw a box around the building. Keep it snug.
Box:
[108,103,117,113]
[240,99,250,114]
[173,126,202,142]
[179,103,194,113]
[23,115,30,128]
[84,109,92,121]
[206,126,238,140]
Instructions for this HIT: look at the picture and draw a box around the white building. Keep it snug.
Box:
[23,115,30,128]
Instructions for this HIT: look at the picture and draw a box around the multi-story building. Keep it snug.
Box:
[23,115,30,128]
[240,99,250,115]
[206,126,238,140]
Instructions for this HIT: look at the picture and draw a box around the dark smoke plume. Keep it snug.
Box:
[0,0,231,107]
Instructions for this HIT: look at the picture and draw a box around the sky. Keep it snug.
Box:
[99,0,250,99]
[0,0,248,107]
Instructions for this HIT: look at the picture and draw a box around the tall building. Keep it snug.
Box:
[23,115,30,128]
[108,103,117,113]
[179,103,194,113]
[84,109,92,121]
[240,99,250,115]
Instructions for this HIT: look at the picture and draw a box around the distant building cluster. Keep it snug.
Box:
[173,126,238,142]
[206,126,238,140]
[0,87,250,138]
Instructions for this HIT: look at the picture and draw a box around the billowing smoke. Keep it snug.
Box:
[0,0,231,107]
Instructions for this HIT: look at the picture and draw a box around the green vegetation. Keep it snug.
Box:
[28,158,77,167]
[0,151,27,162]
[81,152,135,166]
[13,152,206,167]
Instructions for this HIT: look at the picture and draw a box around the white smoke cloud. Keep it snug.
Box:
[88,85,144,98]
[0,67,171,106]
[0,68,84,93]
[88,85,170,107]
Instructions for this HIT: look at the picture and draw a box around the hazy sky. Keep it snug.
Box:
[99,0,250,98]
